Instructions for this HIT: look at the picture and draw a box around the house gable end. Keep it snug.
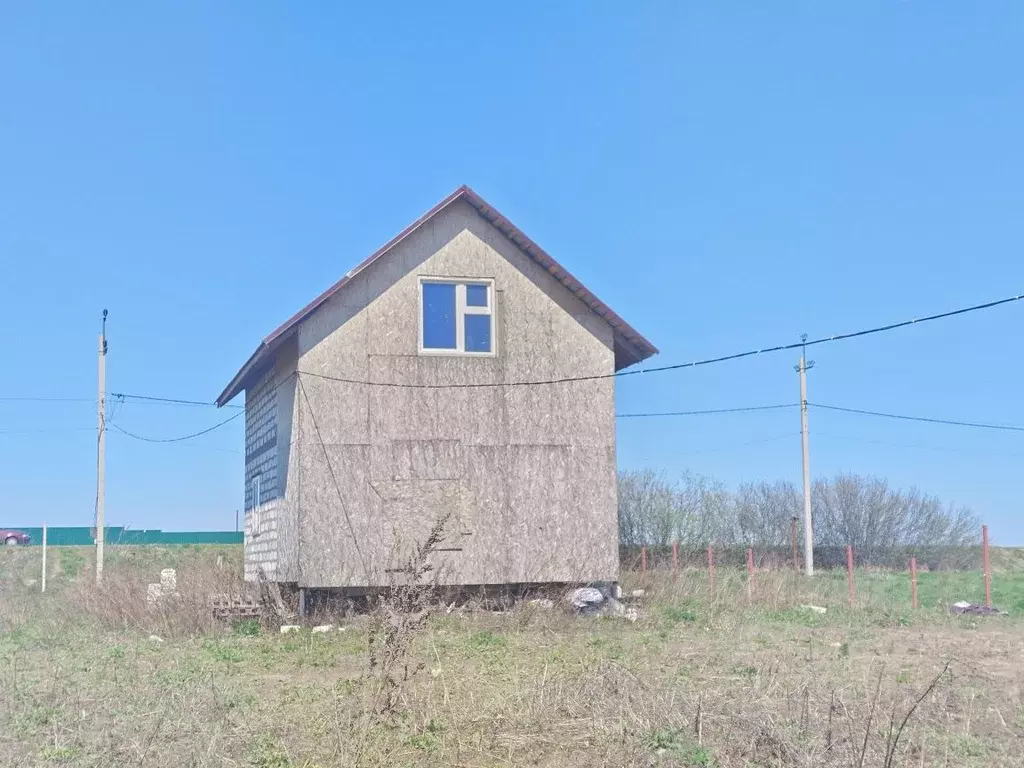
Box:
[216,186,655,405]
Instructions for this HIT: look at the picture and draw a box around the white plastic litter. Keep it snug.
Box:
[568,587,605,609]
[312,624,334,633]
[280,625,301,634]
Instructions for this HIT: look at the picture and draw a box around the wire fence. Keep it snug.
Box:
[618,524,1001,613]
[620,544,982,572]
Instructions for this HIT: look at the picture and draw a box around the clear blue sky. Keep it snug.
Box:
[2,4,1023,541]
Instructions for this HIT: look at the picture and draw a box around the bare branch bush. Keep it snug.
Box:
[620,469,980,565]
[365,511,451,719]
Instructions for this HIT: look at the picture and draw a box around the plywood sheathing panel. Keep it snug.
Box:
[273,198,620,588]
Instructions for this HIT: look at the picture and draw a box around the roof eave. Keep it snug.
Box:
[216,185,658,400]
[215,343,267,407]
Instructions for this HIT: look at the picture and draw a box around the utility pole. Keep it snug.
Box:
[96,309,108,584]
[796,337,815,576]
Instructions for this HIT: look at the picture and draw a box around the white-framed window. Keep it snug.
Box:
[419,278,495,355]
[250,474,261,510]
[249,475,262,536]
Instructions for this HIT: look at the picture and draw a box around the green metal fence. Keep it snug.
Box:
[7,527,242,546]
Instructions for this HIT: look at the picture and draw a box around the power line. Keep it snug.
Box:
[0,396,94,403]
[298,292,1024,390]
[617,404,796,419]
[107,410,243,443]
[812,431,1024,459]
[0,427,95,436]
[676,432,798,456]
[112,392,243,409]
[3,293,1021,407]
[811,403,1024,433]
[0,393,242,408]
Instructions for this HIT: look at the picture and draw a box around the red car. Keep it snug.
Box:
[1,529,31,546]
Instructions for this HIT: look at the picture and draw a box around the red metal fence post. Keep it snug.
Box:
[910,556,918,609]
[672,541,678,583]
[707,545,715,600]
[746,547,754,603]
[846,545,855,607]
[982,524,992,608]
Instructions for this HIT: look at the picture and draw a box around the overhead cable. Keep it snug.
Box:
[299,292,1024,389]
[108,411,243,443]
[811,403,1024,433]
[616,404,796,418]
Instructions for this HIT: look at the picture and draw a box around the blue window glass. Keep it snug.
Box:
[422,283,456,349]
[466,283,489,307]
[464,314,491,353]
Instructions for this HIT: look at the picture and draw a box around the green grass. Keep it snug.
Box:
[950,734,989,759]
[643,728,716,766]
[792,568,1024,616]
[2,548,1024,767]
[660,603,699,625]
[247,737,294,768]
[233,617,262,636]
[466,629,506,649]
[38,746,82,763]
[58,549,86,580]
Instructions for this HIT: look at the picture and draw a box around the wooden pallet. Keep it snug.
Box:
[210,593,263,620]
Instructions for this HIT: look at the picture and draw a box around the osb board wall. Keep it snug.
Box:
[286,199,618,588]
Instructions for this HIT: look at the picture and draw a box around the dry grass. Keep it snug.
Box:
[1,547,1022,767]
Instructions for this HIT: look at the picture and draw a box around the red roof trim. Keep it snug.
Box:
[216,186,657,405]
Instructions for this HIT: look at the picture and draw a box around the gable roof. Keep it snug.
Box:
[216,185,658,406]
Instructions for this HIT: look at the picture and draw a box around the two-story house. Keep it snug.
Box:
[216,186,656,605]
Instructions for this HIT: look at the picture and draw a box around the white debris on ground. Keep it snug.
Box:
[280,625,301,634]
[312,624,334,633]
[604,599,640,622]
[566,586,639,622]
[800,604,827,614]
[568,587,605,609]
[629,589,646,598]
[146,568,178,607]
[950,601,1006,616]
[146,583,163,606]
[527,598,554,609]
[148,635,164,643]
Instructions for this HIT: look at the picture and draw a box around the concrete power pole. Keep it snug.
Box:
[96,309,108,584]
[796,337,815,576]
